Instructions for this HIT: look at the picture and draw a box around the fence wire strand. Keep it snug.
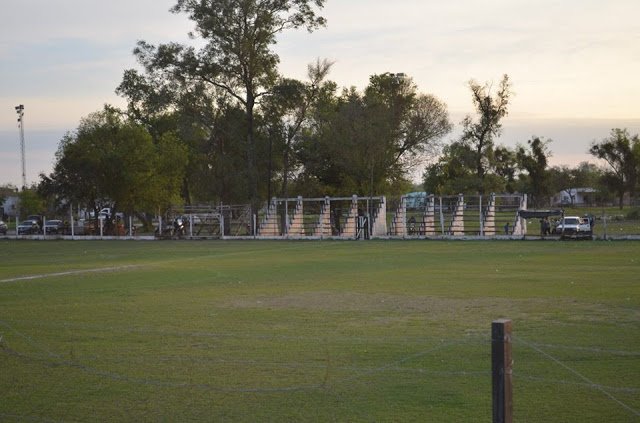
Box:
[2,317,639,420]
[516,335,640,418]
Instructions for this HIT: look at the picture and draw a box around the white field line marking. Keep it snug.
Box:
[0,265,142,283]
[0,243,324,285]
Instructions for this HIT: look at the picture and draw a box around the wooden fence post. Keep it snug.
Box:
[492,319,513,423]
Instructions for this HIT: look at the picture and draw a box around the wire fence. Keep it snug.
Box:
[2,196,640,239]
[1,317,638,421]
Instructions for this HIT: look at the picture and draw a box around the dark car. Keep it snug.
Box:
[0,220,7,235]
[44,219,65,234]
[17,220,40,235]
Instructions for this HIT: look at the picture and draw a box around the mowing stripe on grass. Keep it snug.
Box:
[0,265,142,283]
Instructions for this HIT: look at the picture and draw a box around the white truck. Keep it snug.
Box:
[553,216,592,239]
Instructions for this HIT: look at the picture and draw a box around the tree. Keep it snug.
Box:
[132,0,327,209]
[460,74,511,193]
[47,107,187,230]
[297,87,375,195]
[118,52,251,205]
[493,146,518,193]
[299,73,452,196]
[548,162,602,206]
[37,172,68,218]
[150,133,190,212]
[571,162,603,190]
[17,186,46,218]
[423,141,478,195]
[423,141,519,196]
[261,58,334,199]
[516,137,552,207]
[548,165,576,205]
[589,128,640,208]
[364,73,452,170]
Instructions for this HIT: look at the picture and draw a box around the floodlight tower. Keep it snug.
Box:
[15,104,26,189]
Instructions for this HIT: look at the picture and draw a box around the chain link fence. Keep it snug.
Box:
[2,200,639,240]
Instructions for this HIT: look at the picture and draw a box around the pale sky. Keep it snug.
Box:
[1,0,639,187]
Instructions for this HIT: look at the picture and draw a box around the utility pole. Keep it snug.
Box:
[15,104,26,189]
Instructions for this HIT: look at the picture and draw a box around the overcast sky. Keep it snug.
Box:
[1,0,639,187]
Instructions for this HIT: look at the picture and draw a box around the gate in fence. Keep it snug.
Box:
[159,204,253,238]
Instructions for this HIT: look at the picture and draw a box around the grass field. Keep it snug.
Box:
[1,240,639,422]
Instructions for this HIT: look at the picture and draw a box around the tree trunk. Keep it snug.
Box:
[246,95,257,208]
[267,135,273,201]
[476,141,485,194]
[281,136,291,199]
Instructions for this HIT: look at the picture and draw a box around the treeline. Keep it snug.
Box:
[8,0,640,219]
[426,133,640,209]
[421,74,640,209]
[35,0,454,218]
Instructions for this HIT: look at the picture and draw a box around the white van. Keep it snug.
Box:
[98,208,124,220]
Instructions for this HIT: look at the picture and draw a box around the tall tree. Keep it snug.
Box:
[262,58,334,199]
[460,74,511,193]
[365,73,452,170]
[117,66,255,205]
[299,73,452,196]
[132,0,326,209]
[589,128,640,208]
[516,137,552,207]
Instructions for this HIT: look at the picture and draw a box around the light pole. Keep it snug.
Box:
[15,104,26,190]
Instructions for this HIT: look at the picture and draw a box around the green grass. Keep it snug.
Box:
[1,240,639,422]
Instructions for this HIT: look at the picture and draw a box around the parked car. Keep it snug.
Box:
[17,220,40,235]
[0,220,7,235]
[44,219,65,234]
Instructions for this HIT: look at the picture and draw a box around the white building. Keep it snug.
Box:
[553,188,597,206]
[1,195,19,218]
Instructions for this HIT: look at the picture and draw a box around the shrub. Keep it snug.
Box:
[626,208,640,220]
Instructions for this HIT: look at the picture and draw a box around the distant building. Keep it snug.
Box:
[404,192,428,209]
[553,187,597,206]
[1,195,19,218]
